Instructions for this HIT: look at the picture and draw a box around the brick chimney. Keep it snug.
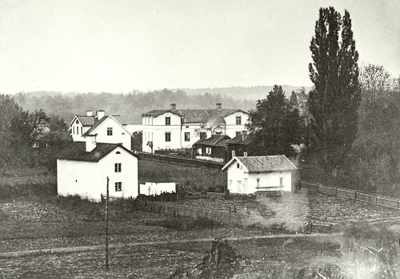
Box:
[85,134,97,152]
[170,104,176,111]
[97,110,105,120]
[216,103,222,111]
[242,130,247,141]
[86,110,93,117]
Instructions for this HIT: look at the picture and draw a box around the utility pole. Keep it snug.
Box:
[105,176,109,271]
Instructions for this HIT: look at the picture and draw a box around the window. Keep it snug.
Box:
[107,127,113,136]
[257,178,260,188]
[237,163,240,169]
[197,148,202,155]
[236,116,241,125]
[33,141,39,148]
[76,120,79,124]
[184,132,190,142]
[115,163,121,172]
[206,147,212,155]
[236,131,241,136]
[165,132,171,142]
[165,117,171,125]
[116,151,121,154]
[200,132,207,139]
[115,182,122,192]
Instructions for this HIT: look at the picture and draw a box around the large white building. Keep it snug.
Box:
[141,103,249,153]
[69,110,132,150]
[57,136,139,202]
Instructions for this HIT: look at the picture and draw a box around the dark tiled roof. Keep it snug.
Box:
[57,142,136,162]
[142,109,247,123]
[228,133,252,145]
[76,116,95,126]
[193,135,231,147]
[142,110,182,117]
[223,155,297,172]
[83,116,109,136]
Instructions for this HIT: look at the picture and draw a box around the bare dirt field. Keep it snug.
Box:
[1,184,400,278]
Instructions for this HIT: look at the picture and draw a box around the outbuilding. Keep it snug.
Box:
[222,155,297,194]
[57,136,139,201]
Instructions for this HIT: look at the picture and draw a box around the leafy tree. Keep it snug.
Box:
[308,7,361,174]
[352,65,400,194]
[0,95,23,175]
[247,85,304,157]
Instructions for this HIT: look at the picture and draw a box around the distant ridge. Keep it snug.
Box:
[180,85,312,100]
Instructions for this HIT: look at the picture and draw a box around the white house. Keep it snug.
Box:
[222,155,297,194]
[69,110,132,150]
[57,136,139,202]
[141,103,249,153]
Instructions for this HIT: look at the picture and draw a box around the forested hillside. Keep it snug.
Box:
[12,89,261,124]
[11,85,309,124]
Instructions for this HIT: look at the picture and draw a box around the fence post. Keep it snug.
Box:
[376,196,378,205]
[355,191,357,201]
[335,188,338,197]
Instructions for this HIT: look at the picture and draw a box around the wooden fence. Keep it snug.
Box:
[303,182,400,210]
[137,152,224,170]
[144,200,261,227]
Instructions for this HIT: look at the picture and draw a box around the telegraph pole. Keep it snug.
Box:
[105,176,109,270]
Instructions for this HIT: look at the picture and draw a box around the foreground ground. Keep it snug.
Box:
[1,187,400,278]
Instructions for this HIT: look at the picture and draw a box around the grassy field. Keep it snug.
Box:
[138,158,227,191]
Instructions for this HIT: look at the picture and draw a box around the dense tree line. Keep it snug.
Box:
[0,95,69,174]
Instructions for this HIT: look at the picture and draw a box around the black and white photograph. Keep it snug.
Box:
[1,0,400,278]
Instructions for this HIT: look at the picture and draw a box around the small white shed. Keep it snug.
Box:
[57,137,139,201]
[222,155,297,194]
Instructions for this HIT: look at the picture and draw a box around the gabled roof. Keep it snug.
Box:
[69,116,96,127]
[222,155,297,172]
[57,142,138,162]
[142,109,248,124]
[83,115,131,137]
[193,135,231,147]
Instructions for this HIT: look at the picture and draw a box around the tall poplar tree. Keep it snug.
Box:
[308,7,361,174]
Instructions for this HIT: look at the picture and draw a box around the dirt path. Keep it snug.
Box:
[0,232,342,259]
[244,191,310,231]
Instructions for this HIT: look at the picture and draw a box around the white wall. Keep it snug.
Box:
[226,162,250,194]
[224,112,249,138]
[95,118,132,150]
[142,113,182,152]
[247,171,292,192]
[98,146,138,199]
[57,159,100,200]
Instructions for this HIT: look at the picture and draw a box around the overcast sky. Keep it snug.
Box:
[0,0,399,94]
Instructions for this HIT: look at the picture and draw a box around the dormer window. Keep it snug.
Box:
[107,127,113,136]
[76,120,79,124]
[165,117,171,125]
